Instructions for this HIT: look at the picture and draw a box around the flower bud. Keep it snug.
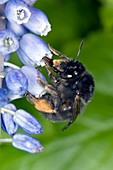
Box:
[21,66,46,97]
[0,29,19,55]
[1,104,18,136]
[5,0,31,24]
[13,109,43,134]
[16,48,35,66]
[3,63,21,101]
[7,21,28,37]
[17,33,52,66]
[5,69,28,95]
[24,7,51,36]
[12,133,44,153]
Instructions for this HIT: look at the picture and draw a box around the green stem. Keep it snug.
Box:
[0,107,15,115]
[0,138,12,143]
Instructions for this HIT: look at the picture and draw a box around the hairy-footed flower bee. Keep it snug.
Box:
[26,41,95,130]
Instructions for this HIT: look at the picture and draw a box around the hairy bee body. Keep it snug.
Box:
[26,44,94,130]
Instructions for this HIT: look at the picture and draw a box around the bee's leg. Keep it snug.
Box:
[37,71,58,96]
[25,91,36,104]
[45,62,57,85]
[62,95,80,131]
[42,56,58,74]
[38,71,61,110]
[25,91,56,114]
[48,44,70,61]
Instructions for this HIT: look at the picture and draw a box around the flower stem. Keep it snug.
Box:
[0,107,15,115]
[0,138,12,143]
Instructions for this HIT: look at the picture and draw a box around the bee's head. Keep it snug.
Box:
[57,60,86,79]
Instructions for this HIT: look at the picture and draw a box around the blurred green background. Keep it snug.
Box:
[1,0,113,169]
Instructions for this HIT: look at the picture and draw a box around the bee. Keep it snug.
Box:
[26,41,95,130]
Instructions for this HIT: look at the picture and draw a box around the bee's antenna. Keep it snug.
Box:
[76,39,84,60]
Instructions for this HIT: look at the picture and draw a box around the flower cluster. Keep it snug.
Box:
[0,0,52,153]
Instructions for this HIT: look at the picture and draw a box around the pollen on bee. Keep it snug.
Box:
[34,98,55,114]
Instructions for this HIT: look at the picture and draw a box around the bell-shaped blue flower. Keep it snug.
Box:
[24,7,51,36]
[3,63,21,101]
[12,133,44,153]
[5,69,28,96]
[21,66,46,97]
[0,88,9,107]
[7,21,28,37]
[13,109,43,134]
[5,0,31,24]
[0,29,19,55]
[16,48,35,66]
[17,33,52,66]
[1,104,18,136]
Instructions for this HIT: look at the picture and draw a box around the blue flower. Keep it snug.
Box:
[5,68,28,96]
[13,109,43,134]
[12,133,44,153]
[0,29,19,55]
[21,66,46,97]
[0,88,9,107]
[1,104,18,136]
[1,104,42,135]
[17,33,52,66]
[0,0,52,153]
[16,47,35,66]
[5,0,31,24]
[7,21,28,37]
[3,63,23,101]
[23,7,51,36]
